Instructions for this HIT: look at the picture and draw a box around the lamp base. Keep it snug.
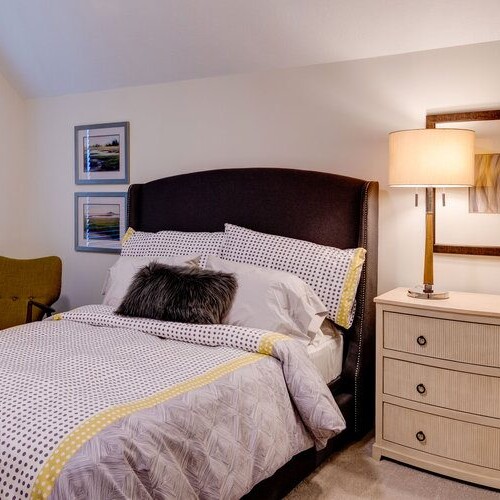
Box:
[407,286,449,300]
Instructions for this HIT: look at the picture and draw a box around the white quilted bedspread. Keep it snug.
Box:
[0,306,345,499]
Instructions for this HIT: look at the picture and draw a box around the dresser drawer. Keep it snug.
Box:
[383,403,500,470]
[383,358,500,418]
[384,311,500,368]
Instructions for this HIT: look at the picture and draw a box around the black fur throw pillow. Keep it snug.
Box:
[115,262,237,324]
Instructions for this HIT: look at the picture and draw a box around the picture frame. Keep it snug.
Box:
[75,192,127,253]
[426,109,500,256]
[74,122,129,184]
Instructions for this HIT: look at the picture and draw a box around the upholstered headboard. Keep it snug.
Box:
[128,167,378,433]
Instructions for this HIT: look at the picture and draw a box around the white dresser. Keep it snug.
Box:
[372,288,500,489]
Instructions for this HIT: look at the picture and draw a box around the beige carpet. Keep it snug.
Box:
[285,434,499,499]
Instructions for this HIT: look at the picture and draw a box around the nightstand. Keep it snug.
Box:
[372,287,500,489]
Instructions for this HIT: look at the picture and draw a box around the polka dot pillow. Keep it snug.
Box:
[121,227,224,267]
[220,223,366,329]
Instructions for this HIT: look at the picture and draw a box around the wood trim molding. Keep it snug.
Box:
[426,110,500,129]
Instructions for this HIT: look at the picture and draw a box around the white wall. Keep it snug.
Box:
[0,71,27,254]
[24,41,500,308]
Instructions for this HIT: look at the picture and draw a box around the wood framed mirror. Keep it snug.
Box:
[426,109,500,256]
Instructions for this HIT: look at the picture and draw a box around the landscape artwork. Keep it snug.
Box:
[75,122,129,184]
[83,134,120,172]
[75,192,127,253]
[83,203,120,240]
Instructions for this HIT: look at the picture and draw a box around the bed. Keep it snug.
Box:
[0,167,378,499]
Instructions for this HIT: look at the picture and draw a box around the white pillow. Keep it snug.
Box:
[102,255,200,308]
[121,228,223,267]
[205,255,328,344]
[221,223,366,329]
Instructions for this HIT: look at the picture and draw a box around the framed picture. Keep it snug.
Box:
[426,110,500,256]
[74,122,129,184]
[75,192,127,253]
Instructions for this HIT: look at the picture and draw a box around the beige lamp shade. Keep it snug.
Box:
[389,128,475,187]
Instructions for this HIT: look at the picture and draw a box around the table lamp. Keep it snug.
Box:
[389,128,475,299]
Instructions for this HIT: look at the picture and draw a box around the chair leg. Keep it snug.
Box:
[27,300,56,321]
[26,301,34,323]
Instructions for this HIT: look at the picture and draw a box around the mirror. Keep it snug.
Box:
[426,110,500,256]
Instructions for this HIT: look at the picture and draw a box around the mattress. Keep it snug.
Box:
[307,331,343,384]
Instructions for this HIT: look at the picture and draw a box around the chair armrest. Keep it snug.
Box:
[27,300,56,323]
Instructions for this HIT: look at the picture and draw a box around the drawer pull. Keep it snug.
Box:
[416,431,426,442]
[416,383,426,394]
[416,335,427,346]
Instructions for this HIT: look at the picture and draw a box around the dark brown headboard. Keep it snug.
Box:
[128,167,378,433]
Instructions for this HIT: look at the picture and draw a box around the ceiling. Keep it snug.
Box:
[2,0,500,99]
